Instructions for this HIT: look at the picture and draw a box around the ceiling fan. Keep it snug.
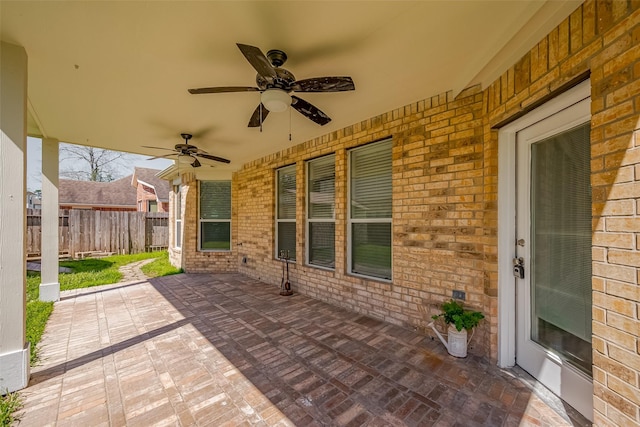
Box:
[188,43,355,127]
[143,133,230,168]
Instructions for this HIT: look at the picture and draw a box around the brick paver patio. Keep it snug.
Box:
[18,273,590,426]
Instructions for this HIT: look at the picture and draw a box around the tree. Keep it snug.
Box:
[59,144,132,182]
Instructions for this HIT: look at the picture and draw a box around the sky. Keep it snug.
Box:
[27,137,174,191]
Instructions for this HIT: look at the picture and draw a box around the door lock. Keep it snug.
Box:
[513,257,525,279]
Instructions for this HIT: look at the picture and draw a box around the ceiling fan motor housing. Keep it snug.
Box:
[174,143,198,155]
[256,68,296,91]
[266,49,287,67]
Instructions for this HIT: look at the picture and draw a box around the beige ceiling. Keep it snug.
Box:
[1,1,580,176]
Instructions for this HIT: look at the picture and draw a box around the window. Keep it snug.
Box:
[174,185,182,249]
[306,155,335,268]
[148,200,158,212]
[276,165,296,260]
[348,139,392,280]
[199,181,231,251]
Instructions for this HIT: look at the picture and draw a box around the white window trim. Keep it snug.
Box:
[497,79,590,368]
[347,139,393,282]
[275,165,296,261]
[306,155,336,270]
[174,185,182,249]
[198,180,232,252]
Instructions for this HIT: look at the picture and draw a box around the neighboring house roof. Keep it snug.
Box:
[59,175,137,208]
[132,167,170,202]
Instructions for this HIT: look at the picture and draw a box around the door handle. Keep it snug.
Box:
[513,257,525,279]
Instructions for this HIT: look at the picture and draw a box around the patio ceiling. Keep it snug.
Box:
[1,1,580,174]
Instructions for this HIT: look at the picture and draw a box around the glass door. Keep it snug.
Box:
[515,96,593,421]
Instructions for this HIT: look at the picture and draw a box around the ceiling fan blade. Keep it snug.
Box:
[147,153,177,160]
[293,76,355,92]
[236,43,277,79]
[195,153,231,164]
[248,103,270,128]
[291,96,331,126]
[188,86,260,94]
[141,145,174,151]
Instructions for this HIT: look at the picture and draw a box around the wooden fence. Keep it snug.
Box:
[27,209,169,258]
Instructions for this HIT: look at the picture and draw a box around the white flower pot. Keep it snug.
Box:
[447,325,468,358]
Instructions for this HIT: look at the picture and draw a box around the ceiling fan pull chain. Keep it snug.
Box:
[260,103,263,133]
[289,108,292,141]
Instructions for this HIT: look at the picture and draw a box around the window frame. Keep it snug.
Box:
[198,180,232,252]
[147,200,158,212]
[275,164,297,261]
[347,139,393,281]
[174,184,182,249]
[305,154,336,270]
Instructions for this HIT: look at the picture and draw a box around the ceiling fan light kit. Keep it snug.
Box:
[261,88,291,112]
[188,43,355,128]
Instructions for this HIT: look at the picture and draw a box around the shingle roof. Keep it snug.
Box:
[132,167,171,202]
[59,175,137,208]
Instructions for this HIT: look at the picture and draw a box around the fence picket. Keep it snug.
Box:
[26,209,168,258]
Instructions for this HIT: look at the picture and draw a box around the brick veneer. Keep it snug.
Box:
[482,2,640,425]
[169,2,640,424]
[232,85,490,353]
[136,183,168,212]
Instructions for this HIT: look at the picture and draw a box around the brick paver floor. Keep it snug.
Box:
[18,273,591,426]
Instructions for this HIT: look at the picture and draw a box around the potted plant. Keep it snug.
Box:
[429,299,484,357]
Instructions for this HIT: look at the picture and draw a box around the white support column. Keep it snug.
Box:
[40,138,60,302]
[0,42,30,393]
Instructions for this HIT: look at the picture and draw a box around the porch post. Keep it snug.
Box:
[40,138,60,302]
[0,42,30,392]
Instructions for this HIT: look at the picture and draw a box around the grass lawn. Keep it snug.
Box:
[57,251,169,290]
[0,391,22,426]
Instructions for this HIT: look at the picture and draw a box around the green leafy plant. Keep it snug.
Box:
[432,299,484,332]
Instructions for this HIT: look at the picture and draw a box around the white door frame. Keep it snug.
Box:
[497,79,591,368]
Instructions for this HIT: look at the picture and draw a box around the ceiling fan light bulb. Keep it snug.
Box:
[261,89,291,113]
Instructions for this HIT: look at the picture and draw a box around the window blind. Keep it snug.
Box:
[308,155,335,268]
[349,139,392,280]
[277,165,296,260]
[199,181,231,250]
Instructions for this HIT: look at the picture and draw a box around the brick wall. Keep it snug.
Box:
[136,183,168,212]
[483,2,640,425]
[171,1,640,424]
[234,86,491,357]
